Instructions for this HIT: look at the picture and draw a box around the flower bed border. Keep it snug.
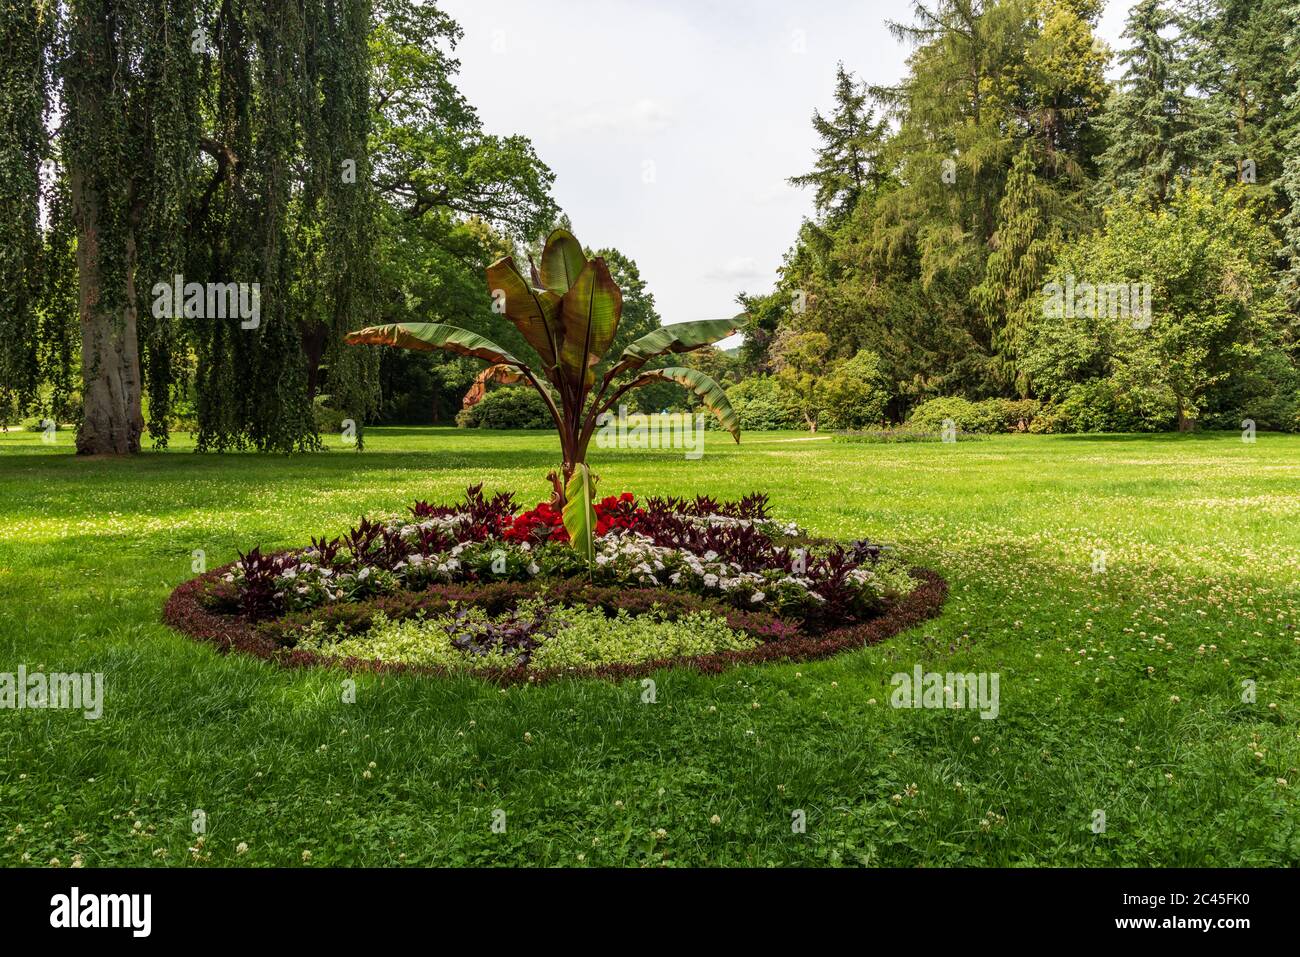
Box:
[163,560,947,685]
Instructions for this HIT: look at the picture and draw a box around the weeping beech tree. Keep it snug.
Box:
[0,0,377,454]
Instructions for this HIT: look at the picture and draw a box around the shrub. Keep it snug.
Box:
[820,350,890,430]
[982,398,1039,432]
[907,397,992,433]
[724,376,802,430]
[455,386,553,429]
[1031,380,1173,433]
[313,396,349,434]
[907,396,1041,433]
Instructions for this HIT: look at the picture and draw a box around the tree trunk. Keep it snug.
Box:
[1176,398,1193,433]
[72,170,144,456]
[302,323,328,400]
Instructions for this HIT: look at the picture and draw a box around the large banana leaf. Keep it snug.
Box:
[485,257,562,369]
[558,258,622,388]
[345,323,525,368]
[539,228,587,297]
[608,317,740,379]
[562,464,597,563]
[462,364,524,409]
[633,366,741,442]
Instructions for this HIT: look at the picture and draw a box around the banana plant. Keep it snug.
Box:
[345,228,742,538]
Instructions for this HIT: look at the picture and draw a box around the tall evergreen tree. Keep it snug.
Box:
[1275,3,1300,345]
[1095,0,1205,205]
[1180,0,1297,200]
[788,63,889,226]
[972,144,1072,394]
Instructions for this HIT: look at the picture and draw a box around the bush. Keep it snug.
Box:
[1031,380,1173,434]
[313,396,349,434]
[906,396,1041,434]
[724,376,802,431]
[456,386,552,430]
[820,350,890,430]
[982,398,1039,432]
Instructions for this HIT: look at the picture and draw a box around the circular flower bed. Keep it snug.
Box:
[164,486,947,683]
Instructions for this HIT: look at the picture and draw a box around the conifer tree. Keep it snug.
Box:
[1095,0,1205,205]
[788,63,889,226]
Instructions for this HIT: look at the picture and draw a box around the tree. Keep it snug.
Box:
[1027,0,1110,179]
[0,0,51,425]
[1023,180,1293,429]
[1094,0,1206,205]
[971,143,1076,394]
[788,63,889,226]
[771,329,832,431]
[1181,0,1298,203]
[4,0,380,454]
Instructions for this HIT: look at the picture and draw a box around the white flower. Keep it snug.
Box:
[751,591,765,604]
[703,573,719,588]
[527,563,540,576]
[357,567,371,581]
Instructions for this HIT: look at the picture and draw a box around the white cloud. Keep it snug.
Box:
[555,98,675,138]
[704,256,766,282]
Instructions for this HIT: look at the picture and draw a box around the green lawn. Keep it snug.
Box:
[1,426,1297,866]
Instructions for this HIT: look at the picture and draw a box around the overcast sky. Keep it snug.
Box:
[439,0,1137,334]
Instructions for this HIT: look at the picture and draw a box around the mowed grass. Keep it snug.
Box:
[0,426,1297,866]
